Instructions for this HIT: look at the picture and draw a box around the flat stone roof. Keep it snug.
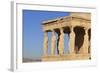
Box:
[42,16,70,24]
[42,12,91,25]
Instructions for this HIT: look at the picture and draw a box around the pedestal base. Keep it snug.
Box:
[42,54,90,61]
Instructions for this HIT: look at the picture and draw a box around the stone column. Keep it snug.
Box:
[51,30,56,55]
[81,28,89,54]
[69,27,75,54]
[43,31,48,56]
[58,28,64,55]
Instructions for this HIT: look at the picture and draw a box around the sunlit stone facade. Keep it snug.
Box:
[42,12,91,61]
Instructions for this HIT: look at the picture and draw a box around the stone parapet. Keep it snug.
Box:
[42,54,91,61]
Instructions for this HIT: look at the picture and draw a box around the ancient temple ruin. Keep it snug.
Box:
[42,12,91,61]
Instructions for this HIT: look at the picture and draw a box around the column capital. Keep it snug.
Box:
[59,28,64,34]
[70,25,75,28]
[70,26,75,32]
[51,29,54,31]
[84,27,89,31]
[51,29,55,33]
[44,31,48,36]
[84,28,89,34]
[51,29,56,36]
[59,27,64,30]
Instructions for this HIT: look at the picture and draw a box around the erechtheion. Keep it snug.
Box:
[42,12,91,61]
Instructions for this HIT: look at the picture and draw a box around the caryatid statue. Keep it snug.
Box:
[51,30,56,55]
[43,31,48,56]
[58,28,64,55]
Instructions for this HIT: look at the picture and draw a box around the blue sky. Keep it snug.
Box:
[23,10,70,59]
